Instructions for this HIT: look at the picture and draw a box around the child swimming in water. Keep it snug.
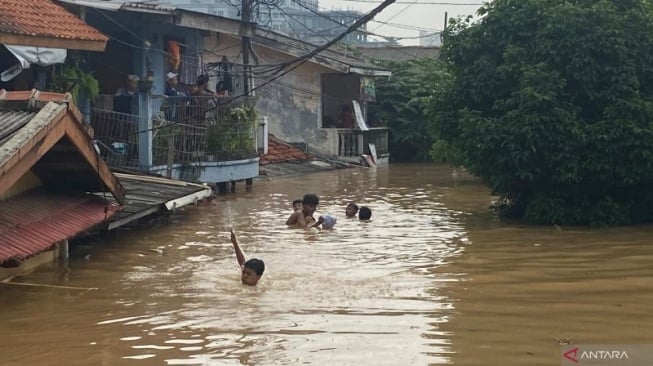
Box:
[292,199,302,212]
[345,202,359,218]
[230,229,265,286]
[286,193,319,228]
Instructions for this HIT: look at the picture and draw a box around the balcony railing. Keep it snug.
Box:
[337,127,389,158]
[91,95,258,170]
[91,108,139,167]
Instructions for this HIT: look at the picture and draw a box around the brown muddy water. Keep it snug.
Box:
[1,164,652,366]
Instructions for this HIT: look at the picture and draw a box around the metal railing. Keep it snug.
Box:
[91,96,258,171]
[157,96,258,160]
[91,108,140,167]
[337,127,389,157]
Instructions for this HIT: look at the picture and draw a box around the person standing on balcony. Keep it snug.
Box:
[114,75,139,114]
[164,72,184,97]
[164,72,186,122]
[191,74,215,96]
[115,74,139,97]
[189,74,217,125]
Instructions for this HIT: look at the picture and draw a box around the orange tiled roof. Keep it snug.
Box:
[259,135,312,165]
[0,0,108,42]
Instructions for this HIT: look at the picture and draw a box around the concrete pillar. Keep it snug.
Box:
[138,91,153,169]
[257,116,269,154]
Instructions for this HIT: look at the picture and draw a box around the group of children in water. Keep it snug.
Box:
[229,194,373,286]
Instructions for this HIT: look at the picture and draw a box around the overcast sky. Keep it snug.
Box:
[319,0,485,45]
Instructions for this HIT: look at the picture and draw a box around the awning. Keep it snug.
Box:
[1,45,67,82]
[0,192,119,264]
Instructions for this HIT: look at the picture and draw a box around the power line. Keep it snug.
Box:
[157,0,398,128]
[371,0,420,32]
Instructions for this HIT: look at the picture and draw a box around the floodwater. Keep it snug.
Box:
[1,164,652,366]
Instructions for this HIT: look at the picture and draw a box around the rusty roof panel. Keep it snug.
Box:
[0,192,119,263]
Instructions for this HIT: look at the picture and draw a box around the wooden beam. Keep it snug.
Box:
[0,34,107,52]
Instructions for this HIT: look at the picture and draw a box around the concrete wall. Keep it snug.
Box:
[204,34,340,156]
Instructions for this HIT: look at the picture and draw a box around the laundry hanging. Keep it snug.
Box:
[1,45,67,82]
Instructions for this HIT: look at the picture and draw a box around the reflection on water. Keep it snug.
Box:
[0,164,652,365]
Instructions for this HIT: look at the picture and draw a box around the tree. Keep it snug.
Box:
[433,0,653,226]
[370,58,452,162]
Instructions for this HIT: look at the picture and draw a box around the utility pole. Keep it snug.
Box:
[241,0,251,96]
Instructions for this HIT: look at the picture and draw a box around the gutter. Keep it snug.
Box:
[164,186,213,211]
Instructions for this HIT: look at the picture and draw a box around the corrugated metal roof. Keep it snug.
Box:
[0,192,119,263]
[0,110,35,146]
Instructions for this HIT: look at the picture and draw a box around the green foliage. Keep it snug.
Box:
[49,56,99,104]
[207,105,258,159]
[435,0,653,226]
[372,58,455,162]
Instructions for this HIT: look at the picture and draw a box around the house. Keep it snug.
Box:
[58,0,262,184]
[0,0,108,90]
[56,0,391,177]
[0,90,125,280]
[203,28,392,165]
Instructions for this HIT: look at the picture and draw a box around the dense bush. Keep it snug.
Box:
[370,58,451,162]
[432,0,653,226]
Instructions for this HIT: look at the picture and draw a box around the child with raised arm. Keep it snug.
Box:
[230,229,265,286]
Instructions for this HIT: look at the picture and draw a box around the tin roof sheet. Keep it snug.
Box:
[0,110,36,146]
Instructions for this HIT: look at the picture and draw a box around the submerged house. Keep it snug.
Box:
[57,0,262,184]
[0,90,125,279]
[57,0,390,176]
[0,0,108,92]
[205,29,392,165]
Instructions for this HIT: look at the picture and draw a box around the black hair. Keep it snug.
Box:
[359,206,372,220]
[302,193,319,206]
[197,74,209,86]
[292,199,303,206]
[347,202,359,213]
[244,258,265,276]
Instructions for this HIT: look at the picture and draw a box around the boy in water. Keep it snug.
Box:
[359,206,372,220]
[285,193,319,227]
[230,229,265,286]
[345,202,359,218]
[292,199,303,212]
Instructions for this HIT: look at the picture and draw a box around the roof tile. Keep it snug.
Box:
[260,135,312,165]
[0,0,107,42]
